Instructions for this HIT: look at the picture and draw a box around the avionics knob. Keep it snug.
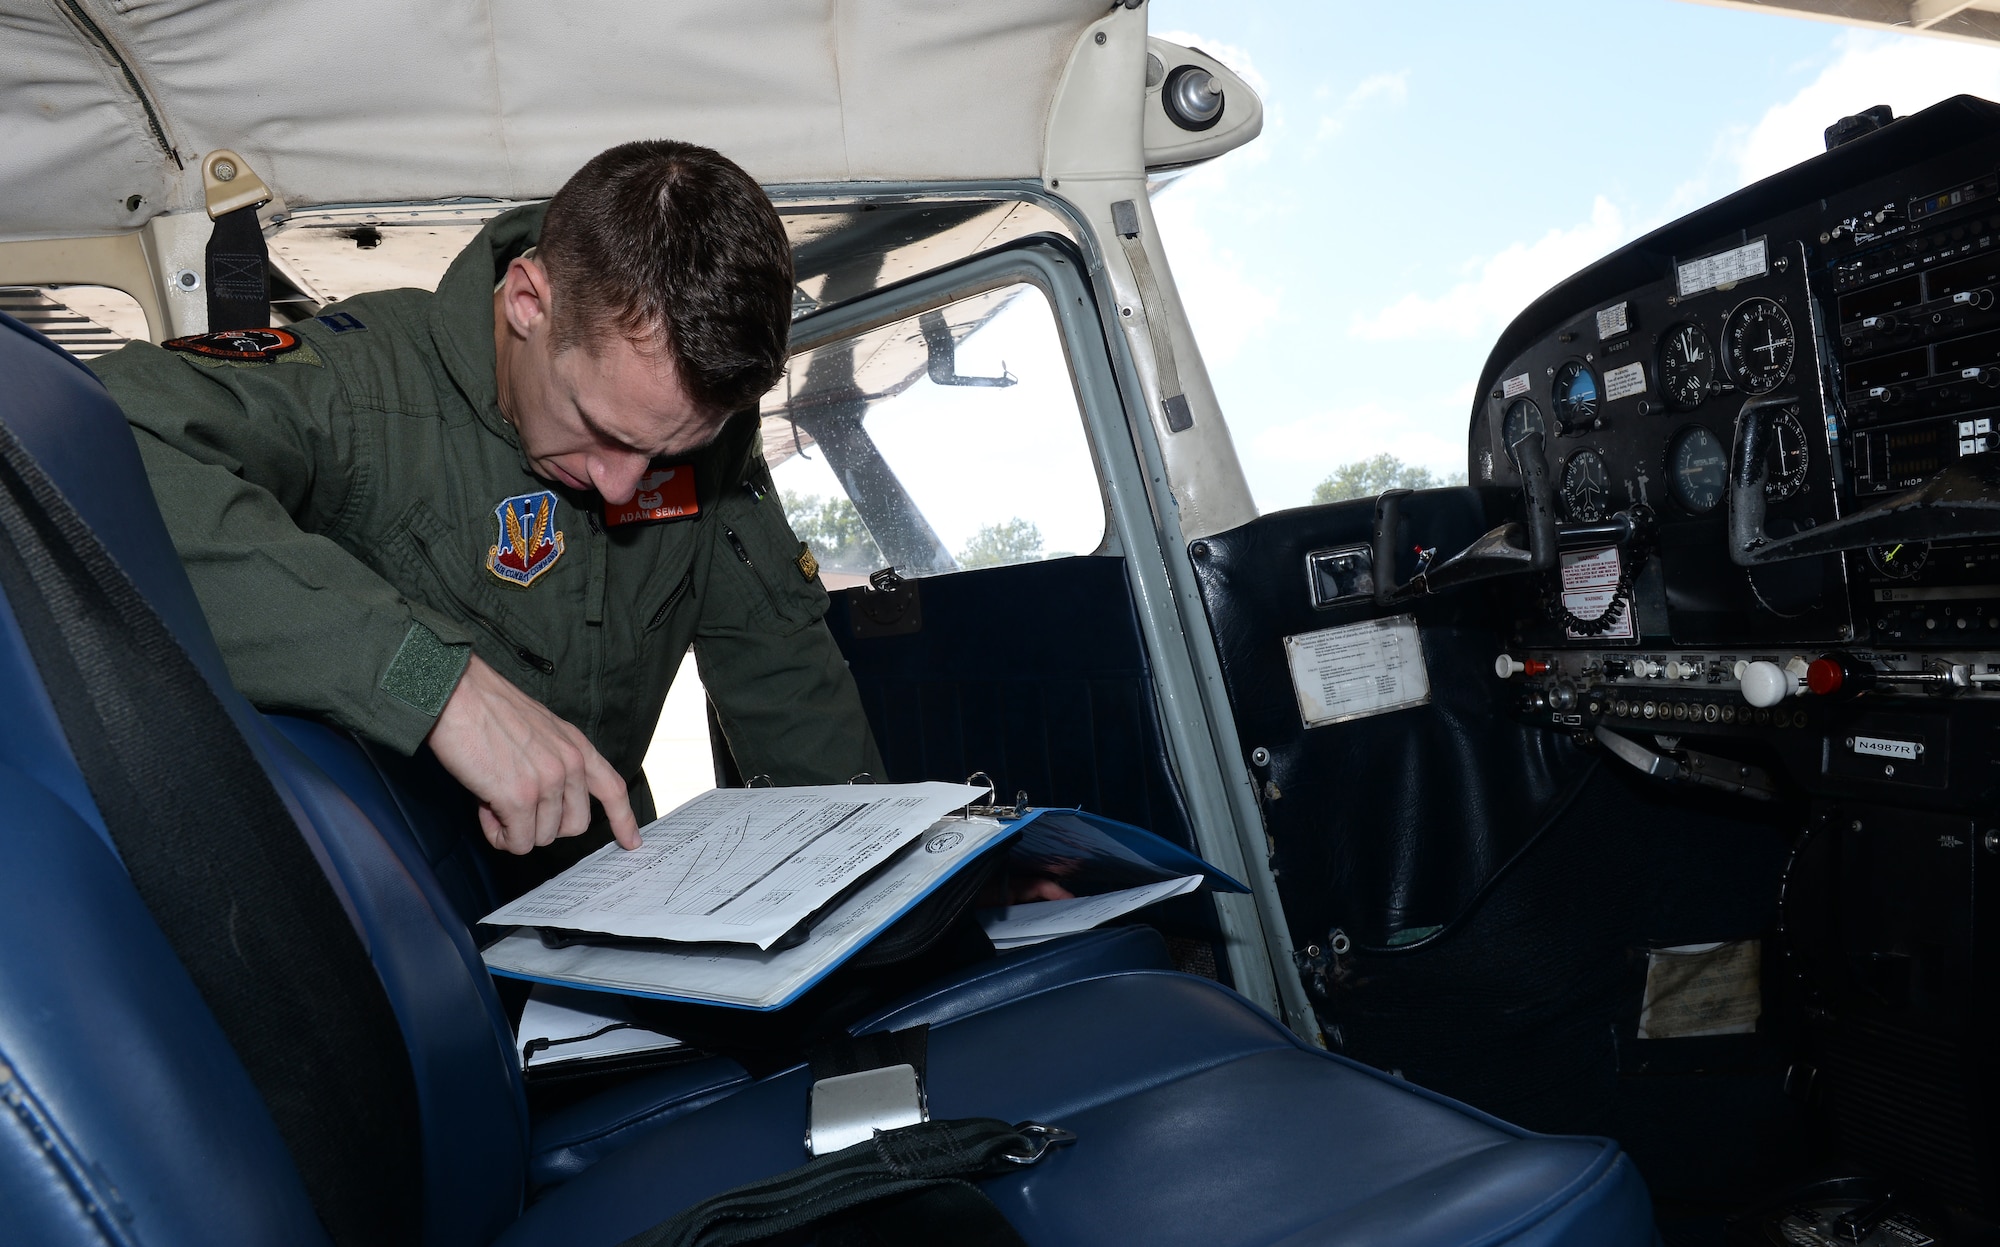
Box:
[1630,659,1663,679]
[1664,660,1703,681]
[1740,660,1795,708]
[1495,655,1549,678]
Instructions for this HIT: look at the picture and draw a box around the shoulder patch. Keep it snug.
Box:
[164,328,303,361]
[315,312,366,334]
[797,542,820,582]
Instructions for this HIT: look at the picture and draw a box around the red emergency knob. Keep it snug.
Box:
[1806,658,1844,695]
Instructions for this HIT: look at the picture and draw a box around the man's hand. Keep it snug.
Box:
[427,654,642,855]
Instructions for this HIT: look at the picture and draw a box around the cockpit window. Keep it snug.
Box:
[761,280,1106,584]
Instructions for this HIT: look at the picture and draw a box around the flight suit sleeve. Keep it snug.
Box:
[692,473,885,784]
[90,341,475,754]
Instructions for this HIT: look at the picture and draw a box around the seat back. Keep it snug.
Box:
[0,314,528,1246]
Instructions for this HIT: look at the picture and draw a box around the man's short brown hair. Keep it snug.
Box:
[538,140,793,415]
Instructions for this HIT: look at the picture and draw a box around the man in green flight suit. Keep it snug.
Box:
[91,140,884,888]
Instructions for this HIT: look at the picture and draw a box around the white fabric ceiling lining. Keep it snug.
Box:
[0,0,1103,243]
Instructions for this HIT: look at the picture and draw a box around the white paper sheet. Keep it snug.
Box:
[1283,615,1431,727]
[482,817,1017,1010]
[979,875,1203,949]
[482,782,986,949]
[516,984,680,1070]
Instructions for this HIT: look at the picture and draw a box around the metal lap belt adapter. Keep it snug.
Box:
[0,411,423,1241]
[616,1025,1076,1247]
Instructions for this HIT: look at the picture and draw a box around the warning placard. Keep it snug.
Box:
[1560,546,1634,639]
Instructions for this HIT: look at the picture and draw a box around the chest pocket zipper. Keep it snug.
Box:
[649,568,694,633]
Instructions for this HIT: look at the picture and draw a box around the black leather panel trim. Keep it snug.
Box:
[1189,489,1593,951]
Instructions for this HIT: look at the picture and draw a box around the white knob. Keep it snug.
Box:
[1740,660,1793,708]
[1732,660,1750,680]
[1496,655,1526,678]
[1631,659,1662,679]
[1665,660,1702,681]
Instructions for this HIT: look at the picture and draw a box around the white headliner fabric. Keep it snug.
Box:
[0,0,1100,241]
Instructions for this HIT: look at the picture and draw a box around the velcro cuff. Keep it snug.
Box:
[379,620,470,717]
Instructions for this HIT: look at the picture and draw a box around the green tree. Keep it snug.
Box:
[782,492,883,572]
[1311,454,1467,505]
[957,518,1044,570]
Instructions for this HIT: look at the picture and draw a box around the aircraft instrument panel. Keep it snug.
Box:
[1471,96,2000,735]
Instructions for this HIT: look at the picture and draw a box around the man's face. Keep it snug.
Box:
[493,258,724,506]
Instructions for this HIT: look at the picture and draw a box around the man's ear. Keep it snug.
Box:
[499,256,554,340]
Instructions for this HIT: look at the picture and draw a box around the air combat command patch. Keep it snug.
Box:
[163,328,306,361]
[486,490,565,587]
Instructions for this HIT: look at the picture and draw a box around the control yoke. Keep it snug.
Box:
[1728,393,2000,566]
[1372,427,1560,606]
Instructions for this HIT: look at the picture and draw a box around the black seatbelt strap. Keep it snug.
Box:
[206,203,271,330]
[808,1024,929,1086]
[0,413,423,1245]
[616,1117,1075,1247]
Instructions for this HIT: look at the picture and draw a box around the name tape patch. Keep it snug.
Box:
[605,466,699,526]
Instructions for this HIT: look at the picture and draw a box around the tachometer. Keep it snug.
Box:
[1764,404,1811,502]
[1667,425,1728,513]
[1658,322,1714,411]
[1560,449,1609,521]
[1551,361,1600,433]
[1501,397,1545,465]
[1867,541,1930,579]
[1723,297,1795,394]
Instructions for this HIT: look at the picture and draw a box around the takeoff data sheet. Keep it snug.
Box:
[482,781,986,949]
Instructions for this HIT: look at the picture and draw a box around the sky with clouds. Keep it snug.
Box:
[1147,0,2000,513]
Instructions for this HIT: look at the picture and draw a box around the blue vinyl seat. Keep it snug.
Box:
[0,312,1658,1247]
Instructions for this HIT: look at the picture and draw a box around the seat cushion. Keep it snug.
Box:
[528,926,1176,1186]
[497,972,1655,1247]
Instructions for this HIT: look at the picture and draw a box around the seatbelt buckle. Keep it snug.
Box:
[806,1063,928,1157]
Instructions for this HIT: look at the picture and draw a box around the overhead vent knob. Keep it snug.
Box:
[1164,64,1225,131]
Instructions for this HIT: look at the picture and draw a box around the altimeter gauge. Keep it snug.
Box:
[1658,322,1715,411]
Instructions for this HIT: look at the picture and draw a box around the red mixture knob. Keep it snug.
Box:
[1805,657,1844,695]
